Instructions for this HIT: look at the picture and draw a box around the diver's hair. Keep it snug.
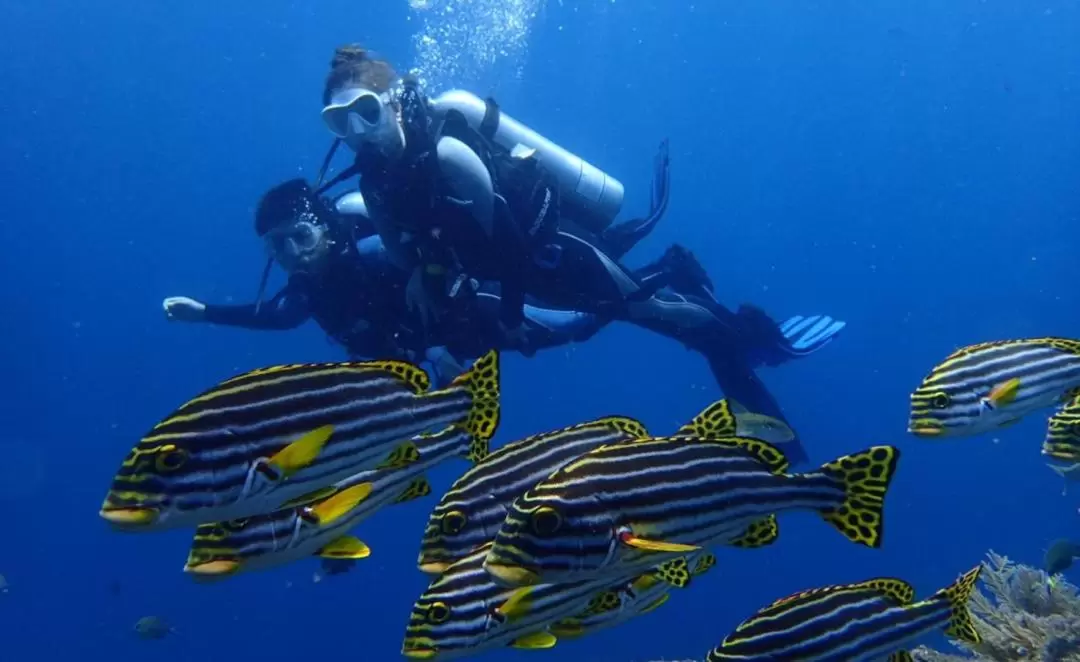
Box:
[322,44,398,105]
[254,178,338,237]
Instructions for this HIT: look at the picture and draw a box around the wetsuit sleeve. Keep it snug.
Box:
[491,196,530,327]
[203,285,310,330]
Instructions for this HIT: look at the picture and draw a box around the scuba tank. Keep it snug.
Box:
[429,89,624,236]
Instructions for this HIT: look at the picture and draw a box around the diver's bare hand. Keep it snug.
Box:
[163,296,207,322]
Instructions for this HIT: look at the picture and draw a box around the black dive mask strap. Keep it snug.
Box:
[314,138,342,190]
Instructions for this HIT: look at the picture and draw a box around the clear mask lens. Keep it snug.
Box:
[322,90,386,139]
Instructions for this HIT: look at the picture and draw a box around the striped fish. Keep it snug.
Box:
[100,351,500,531]
[908,338,1080,438]
[483,437,899,587]
[705,566,982,662]
[1042,392,1080,461]
[549,552,717,640]
[403,542,634,660]
[418,399,790,575]
[183,422,492,579]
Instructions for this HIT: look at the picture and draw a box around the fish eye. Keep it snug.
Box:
[531,506,562,537]
[931,393,951,409]
[428,601,451,623]
[442,511,467,536]
[155,446,189,472]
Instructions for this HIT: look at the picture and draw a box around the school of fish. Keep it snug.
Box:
[98,337,1080,660]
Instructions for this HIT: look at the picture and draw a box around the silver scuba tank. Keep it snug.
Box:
[429,89,624,235]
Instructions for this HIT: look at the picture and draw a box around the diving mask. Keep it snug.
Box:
[263,219,326,263]
[321,87,400,152]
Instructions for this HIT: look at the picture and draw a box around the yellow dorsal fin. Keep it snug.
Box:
[316,535,371,559]
[592,416,650,439]
[509,631,557,650]
[497,586,537,622]
[364,359,431,393]
[268,425,334,477]
[675,399,738,438]
[306,483,373,526]
[850,577,915,605]
[395,477,432,503]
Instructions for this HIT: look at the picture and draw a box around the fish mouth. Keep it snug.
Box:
[184,559,242,578]
[907,420,944,437]
[401,641,438,659]
[483,561,539,587]
[99,505,159,528]
[418,561,450,575]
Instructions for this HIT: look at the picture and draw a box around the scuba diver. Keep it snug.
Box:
[314,44,736,338]
[163,174,845,464]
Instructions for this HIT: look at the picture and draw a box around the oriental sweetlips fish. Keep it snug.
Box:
[417,399,792,574]
[704,566,981,661]
[484,436,899,588]
[100,351,499,531]
[183,422,493,579]
[908,338,1080,438]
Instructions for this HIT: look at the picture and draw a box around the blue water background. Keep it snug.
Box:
[1,1,1078,660]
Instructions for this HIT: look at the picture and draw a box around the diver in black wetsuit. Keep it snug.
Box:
[314,45,708,339]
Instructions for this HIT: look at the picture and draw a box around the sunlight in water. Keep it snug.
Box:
[407,0,544,92]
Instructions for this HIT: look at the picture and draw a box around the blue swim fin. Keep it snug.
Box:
[778,314,847,356]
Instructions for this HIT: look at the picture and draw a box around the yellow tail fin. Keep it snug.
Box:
[937,565,982,644]
[448,350,501,441]
[818,445,900,548]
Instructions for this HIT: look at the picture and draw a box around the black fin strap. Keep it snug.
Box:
[253,256,274,315]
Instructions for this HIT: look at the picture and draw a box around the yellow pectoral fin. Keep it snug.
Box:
[306,483,373,525]
[988,378,1021,406]
[269,425,334,477]
[619,532,699,554]
[509,631,557,650]
[496,586,537,622]
[278,486,338,510]
[317,535,371,559]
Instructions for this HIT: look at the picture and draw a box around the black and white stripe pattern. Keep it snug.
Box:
[909,339,1080,437]
[707,584,951,661]
[487,440,847,583]
[418,417,647,570]
[186,427,473,576]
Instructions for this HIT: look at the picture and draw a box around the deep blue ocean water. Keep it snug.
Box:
[1,1,1078,660]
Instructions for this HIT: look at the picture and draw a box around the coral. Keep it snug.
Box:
[913,551,1080,661]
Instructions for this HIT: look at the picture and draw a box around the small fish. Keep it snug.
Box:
[184,424,492,579]
[1045,539,1080,575]
[1042,392,1080,461]
[418,399,780,574]
[100,352,499,530]
[402,543,619,660]
[549,553,716,640]
[133,615,175,640]
[908,338,1080,438]
[483,436,899,587]
[705,566,982,661]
